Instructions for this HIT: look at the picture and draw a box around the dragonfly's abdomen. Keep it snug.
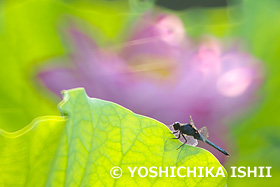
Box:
[205,139,230,156]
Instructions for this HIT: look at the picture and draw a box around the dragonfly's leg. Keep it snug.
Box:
[177,134,188,150]
[182,134,187,141]
[169,131,179,134]
[171,132,181,139]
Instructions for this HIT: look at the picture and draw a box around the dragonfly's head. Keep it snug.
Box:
[172,122,181,130]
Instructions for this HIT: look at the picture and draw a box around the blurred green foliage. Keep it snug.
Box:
[180,0,280,186]
[0,0,131,131]
[226,1,280,186]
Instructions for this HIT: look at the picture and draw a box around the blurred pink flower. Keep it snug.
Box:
[38,13,262,161]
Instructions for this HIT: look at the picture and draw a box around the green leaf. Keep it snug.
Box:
[0,88,227,186]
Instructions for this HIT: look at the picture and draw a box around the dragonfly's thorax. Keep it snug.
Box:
[193,131,201,140]
[180,123,197,136]
[180,124,203,140]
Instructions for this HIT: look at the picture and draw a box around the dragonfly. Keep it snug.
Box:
[170,116,230,156]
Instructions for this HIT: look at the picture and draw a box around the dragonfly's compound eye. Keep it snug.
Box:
[173,122,181,130]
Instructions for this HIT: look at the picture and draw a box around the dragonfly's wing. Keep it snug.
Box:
[168,126,198,147]
[179,134,198,147]
[167,124,174,132]
[199,126,209,139]
[185,136,198,147]
[189,115,198,129]
[189,115,194,125]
